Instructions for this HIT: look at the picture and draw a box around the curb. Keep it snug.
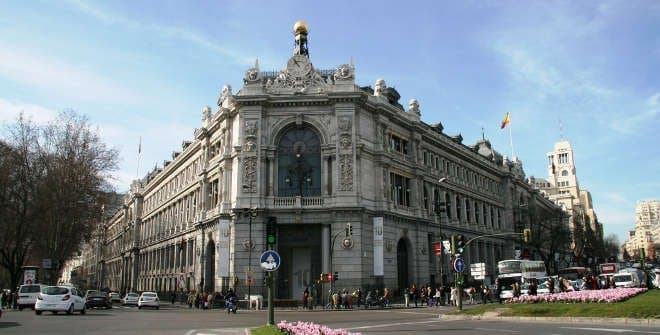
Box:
[440,314,660,327]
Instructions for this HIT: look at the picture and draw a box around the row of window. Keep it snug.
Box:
[422,150,501,196]
[144,156,204,213]
[142,189,201,241]
[139,241,195,273]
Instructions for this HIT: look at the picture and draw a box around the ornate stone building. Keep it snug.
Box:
[98,22,564,300]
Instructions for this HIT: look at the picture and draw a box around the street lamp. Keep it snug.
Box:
[242,184,258,308]
[434,177,449,289]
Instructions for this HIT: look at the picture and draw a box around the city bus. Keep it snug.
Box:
[497,260,547,300]
[557,266,587,281]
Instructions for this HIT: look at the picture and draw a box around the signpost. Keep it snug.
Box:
[470,262,486,280]
[260,250,281,325]
[453,258,465,272]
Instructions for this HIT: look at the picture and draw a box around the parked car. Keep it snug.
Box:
[85,291,112,309]
[35,286,86,315]
[109,292,121,303]
[122,292,139,306]
[137,292,159,309]
[17,284,46,310]
[612,272,640,288]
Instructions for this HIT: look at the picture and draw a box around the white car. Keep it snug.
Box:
[35,286,86,315]
[17,284,46,310]
[137,292,159,309]
[122,292,139,305]
[109,292,121,303]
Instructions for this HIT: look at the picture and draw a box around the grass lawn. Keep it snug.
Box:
[458,289,660,319]
[250,325,286,335]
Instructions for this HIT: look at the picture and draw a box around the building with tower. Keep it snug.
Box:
[530,140,601,265]
[94,22,565,300]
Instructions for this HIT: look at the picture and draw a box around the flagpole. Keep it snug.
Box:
[136,136,142,179]
[508,120,515,159]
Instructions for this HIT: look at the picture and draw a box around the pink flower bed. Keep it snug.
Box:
[508,288,647,304]
[277,321,361,335]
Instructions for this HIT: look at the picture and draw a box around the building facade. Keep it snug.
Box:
[95,22,565,300]
[624,200,659,260]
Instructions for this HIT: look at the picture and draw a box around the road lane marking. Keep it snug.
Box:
[561,327,660,334]
[474,328,520,333]
[348,319,446,330]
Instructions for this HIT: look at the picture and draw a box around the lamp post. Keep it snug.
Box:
[435,178,448,288]
[242,184,257,308]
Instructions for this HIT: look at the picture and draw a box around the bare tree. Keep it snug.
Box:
[527,209,572,275]
[33,111,119,282]
[0,111,118,286]
[0,116,44,290]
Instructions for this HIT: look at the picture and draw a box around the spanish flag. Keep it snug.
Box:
[500,112,510,129]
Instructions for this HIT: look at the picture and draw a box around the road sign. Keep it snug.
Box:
[453,257,465,272]
[260,250,281,272]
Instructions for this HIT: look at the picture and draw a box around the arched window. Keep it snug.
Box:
[277,125,322,197]
[561,170,568,176]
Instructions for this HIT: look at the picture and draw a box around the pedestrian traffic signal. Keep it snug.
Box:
[456,234,466,254]
[432,242,442,256]
[266,216,277,246]
[523,228,531,243]
[320,273,330,282]
[333,271,338,282]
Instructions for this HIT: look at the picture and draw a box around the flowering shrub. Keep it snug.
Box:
[277,320,361,335]
[508,287,647,304]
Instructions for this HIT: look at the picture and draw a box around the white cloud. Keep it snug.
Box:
[0,98,59,125]
[0,46,139,104]
[602,192,630,205]
[65,0,254,66]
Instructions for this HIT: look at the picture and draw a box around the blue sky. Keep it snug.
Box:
[1,1,658,246]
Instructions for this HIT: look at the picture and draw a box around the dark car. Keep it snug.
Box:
[85,292,112,309]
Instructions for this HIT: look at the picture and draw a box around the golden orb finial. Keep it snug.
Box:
[293,20,308,34]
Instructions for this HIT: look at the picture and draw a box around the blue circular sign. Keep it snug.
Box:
[453,258,465,272]
[260,250,281,272]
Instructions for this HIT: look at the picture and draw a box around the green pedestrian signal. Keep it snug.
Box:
[266,216,277,246]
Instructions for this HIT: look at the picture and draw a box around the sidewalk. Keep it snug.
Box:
[440,311,660,327]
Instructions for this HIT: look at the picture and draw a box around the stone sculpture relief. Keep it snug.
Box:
[338,117,352,132]
[339,134,352,150]
[408,99,420,115]
[244,120,258,137]
[339,154,353,191]
[374,79,386,96]
[243,157,257,193]
[217,85,236,109]
[334,64,354,81]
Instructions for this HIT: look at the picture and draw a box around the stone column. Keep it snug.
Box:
[322,224,330,273]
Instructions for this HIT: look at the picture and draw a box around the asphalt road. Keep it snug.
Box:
[1,304,658,335]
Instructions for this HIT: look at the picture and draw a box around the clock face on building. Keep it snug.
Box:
[287,55,312,77]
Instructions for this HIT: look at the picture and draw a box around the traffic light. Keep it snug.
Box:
[345,223,353,237]
[456,234,466,254]
[432,242,442,256]
[333,271,338,282]
[523,228,531,243]
[327,272,333,282]
[266,216,277,246]
[451,234,457,255]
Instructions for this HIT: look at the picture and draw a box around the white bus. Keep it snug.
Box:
[497,260,547,300]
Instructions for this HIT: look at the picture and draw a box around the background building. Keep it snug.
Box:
[92,22,566,300]
[624,200,659,261]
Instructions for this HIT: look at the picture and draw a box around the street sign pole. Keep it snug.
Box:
[260,250,280,326]
[267,272,274,325]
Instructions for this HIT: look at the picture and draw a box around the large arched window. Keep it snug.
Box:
[277,125,322,197]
